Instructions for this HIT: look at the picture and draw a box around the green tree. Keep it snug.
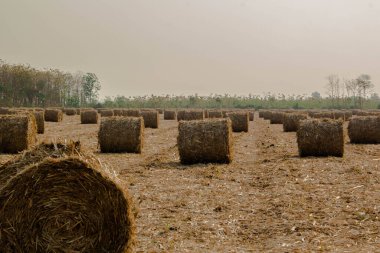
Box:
[82,73,101,105]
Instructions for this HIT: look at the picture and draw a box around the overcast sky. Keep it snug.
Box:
[1,0,379,98]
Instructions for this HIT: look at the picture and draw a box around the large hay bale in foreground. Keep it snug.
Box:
[178,119,233,164]
[0,141,81,186]
[0,114,37,153]
[208,110,223,119]
[140,110,159,128]
[65,108,77,116]
[297,119,344,157]
[81,110,99,124]
[99,117,144,153]
[33,111,45,134]
[348,116,380,143]
[100,109,114,117]
[283,113,307,132]
[177,110,204,121]
[45,109,63,122]
[0,143,135,253]
[164,109,176,120]
[227,112,249,132]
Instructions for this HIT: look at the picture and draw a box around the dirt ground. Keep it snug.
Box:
[1,113,379,252]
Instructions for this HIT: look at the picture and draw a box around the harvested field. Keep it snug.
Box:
[0,113,379,252]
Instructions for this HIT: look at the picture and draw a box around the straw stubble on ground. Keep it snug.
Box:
[0,114,379,252]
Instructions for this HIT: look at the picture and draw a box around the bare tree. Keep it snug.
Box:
[325,75,340,107]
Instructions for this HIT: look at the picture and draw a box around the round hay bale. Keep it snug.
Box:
[125,109,140,117]
[113,109,124,116]
[283,113,307,132]
[0,114,37,153]
[33,111,45,134]
[0,147,135,252]
[269,111,285,124]
[333,110,345,120]
[177,110,204,121]
[140,110,159,128]
[99,117,144,153]
[249,111,254,121]
[0,107,11,115]
[65,108,77,116]
[100,109,114,117]
[178,119,233,164]
[343,111,353,121]
[0,141,81,186]
[81,110,99,124]
[45,109,63,122]
[227,112,249,132]
[157,108,163,114]
[297,119,344,157]
[348,116,380,143]
[163,109,177,120]
[208,110,223,119]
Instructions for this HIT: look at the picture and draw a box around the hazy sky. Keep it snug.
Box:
[1,0,380,98]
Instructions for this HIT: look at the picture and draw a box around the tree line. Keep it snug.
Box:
[0,60,100,107]
[0,60,378,109]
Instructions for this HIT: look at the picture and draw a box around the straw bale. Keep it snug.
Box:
[177,110,204,121]
[0,141,81,186]
[45,109,63,122]
[99,117,144,153]
[208,110,223,119]
[125,109,140,117]
[343,111,353,121]
[348,116,380,143]
[333,110,345,120]
[33,111,45,134]
[177,119,233,164]
[140,110,159,128]
[270,111,285,124]
[100,109,114,117]
[157,108,163,114]
[227,112,249,132]
[249,111,254,121]
[283,113,307,132]
[0,107,12,115]
[81,110,99,124]
[297,119,344,157]
[65,108,77,116]
[0,143,134,252]
[113,109,124,116]
[0,114,37,153]
[164,109,177,120]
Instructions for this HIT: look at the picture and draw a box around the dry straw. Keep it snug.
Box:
[177,119,233,164]
[163,109,177,120]
[140,110,159,128]
[81,110,99,124]
[283,113,307,132]
[45,109,63,122]
[99,117,144,153]
[157,108,164,114]
[0,114,37,153]
[348,116,380,143]
[227,111,249,132]
[297,119,344,157]
[0,142,135,253]
[33,111,45,134]
[177,110,205,121]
